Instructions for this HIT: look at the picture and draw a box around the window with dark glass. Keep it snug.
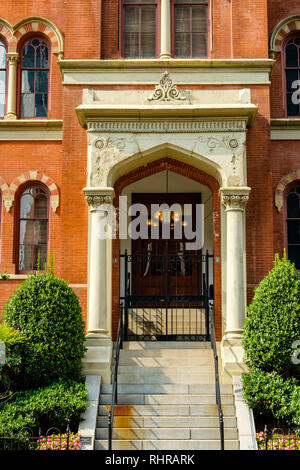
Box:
[285,37,300,117]
[286,184,300,269]
[173,0,208,58]
[123,0,157,58]
[18,186,49,272]
[21,38,49,118]
[0,39,7,117]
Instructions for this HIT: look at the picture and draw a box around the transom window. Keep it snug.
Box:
[286,184,300,269]
[285,37,300,117]
[123,0,157,58]
[173,0,208,58]
[0,39,6,117]
[20,38,50,118]
[18,186,49,272]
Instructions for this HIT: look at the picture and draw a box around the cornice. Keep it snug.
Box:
[58,58,275,86]
[76,104,258,129]
[270,119,300,140]
[0,120,63,141]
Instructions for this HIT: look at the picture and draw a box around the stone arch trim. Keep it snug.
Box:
[112,157,222,341]
[275,169,300,212]
[2,171,60,213]
[0,17,64,56]
[270,15,300,55]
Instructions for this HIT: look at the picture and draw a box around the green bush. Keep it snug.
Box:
[242,253,300,379]
[3,271,86,389]
[242,253,300,427]
[242,369,300,427]
[0,379,88,437]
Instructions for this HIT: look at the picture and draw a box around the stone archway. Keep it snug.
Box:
[112,157,222,341]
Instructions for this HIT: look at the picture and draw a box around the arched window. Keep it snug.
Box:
[17,185,49,272]
[172,0,208,58]
[0,38,7,118]
[20,37,50,118]
[284,36,300,117]
[286,183,300,269]
[122,0,157,58]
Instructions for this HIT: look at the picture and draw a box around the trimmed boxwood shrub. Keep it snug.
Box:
[242,369,300,427]
[242,253,300,379]
[242,253,300,427]
[0,379,88,437]
[3,271,86,389]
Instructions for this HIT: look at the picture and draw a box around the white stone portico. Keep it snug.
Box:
[77,74,256,382]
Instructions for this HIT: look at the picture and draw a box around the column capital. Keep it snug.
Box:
[219,187,251,211]
[6,52,19,66]
[83,187,115,210]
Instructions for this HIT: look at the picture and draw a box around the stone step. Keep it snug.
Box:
[96,427,239,440]
[119,356,214,367]
[100,393,234,405]
[101,383,233,395]
[95,439,239,450]
[98,404,235,417]
[97,416,237,428]
[119,349,214,359]
[121,342,212,350]
[116,373,231,385]
[118,365,215,374]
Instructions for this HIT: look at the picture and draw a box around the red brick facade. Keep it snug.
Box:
[0,1,299,342]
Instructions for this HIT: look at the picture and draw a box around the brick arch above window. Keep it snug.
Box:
[2,171,59,213]
[270,15,300,57]
[0,17,64,57]
[275,170,300,212]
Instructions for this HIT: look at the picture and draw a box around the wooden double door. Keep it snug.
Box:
[131,193,202,301]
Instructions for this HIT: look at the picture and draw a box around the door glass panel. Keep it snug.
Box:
[287,193,300,218]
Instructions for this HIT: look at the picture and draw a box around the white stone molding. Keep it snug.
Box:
[87,120,246,134]
[147,71,187,102]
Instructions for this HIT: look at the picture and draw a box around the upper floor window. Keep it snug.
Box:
[122,0,157,58]
[172,0,208,58]
[17,185,49,272]
[0,39,7,117]
[285,37,300,117]
[286,184,300,269]
[20,37,50,118]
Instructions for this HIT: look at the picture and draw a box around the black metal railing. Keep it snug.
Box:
[0,424,74,451]
[107,305,124,451]
[120,249,214,341]
[257,425,300,451]
[209,304,224,451]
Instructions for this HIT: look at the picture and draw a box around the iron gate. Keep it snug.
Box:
[120,249,214,341]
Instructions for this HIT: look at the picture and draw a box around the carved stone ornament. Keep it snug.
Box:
[221,194,249,210]
[85,194,113,209]
[3,195,14,213]
[147,71,187,102]
[198,134,244,154]
[89,137,123,187]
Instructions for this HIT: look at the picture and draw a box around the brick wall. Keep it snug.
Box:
[0,0,299,341]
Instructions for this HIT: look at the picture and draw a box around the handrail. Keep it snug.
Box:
[107,305,124,451]
[209,304,225,451]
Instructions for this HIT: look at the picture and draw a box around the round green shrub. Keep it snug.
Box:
[243,253,300,379]
[4,272,86,389]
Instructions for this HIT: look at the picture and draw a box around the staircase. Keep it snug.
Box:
[95,342,239,450]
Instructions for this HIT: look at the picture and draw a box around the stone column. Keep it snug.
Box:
[160,0,172,59]
[5,53,19,120]
[219,187,251,374]
[82,187,115,383]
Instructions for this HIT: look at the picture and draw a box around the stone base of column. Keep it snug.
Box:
[4,113,17,120]
[220,334,248,376]
[82,334,113,384]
